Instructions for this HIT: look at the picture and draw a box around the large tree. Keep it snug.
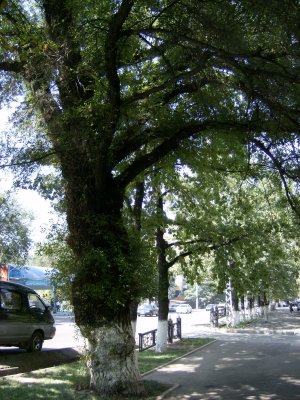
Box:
[0,0,299,395]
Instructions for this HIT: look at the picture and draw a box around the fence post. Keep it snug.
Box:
[177,316,182,339]
[215,306,219,327]
[139,333,142,351]
[153,329,156,347]
[168,318,174,343]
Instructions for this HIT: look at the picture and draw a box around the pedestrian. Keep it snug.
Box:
[289,303,293,313]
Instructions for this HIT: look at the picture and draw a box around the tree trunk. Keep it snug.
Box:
[81,320,144,396]
[65,171,144,395]
[130,301,139,338]
[240,295,246,321]
[231,291,240,327]
[257,295,264,317]
[156,320,168,353]
[248,296,254,319]
[263,292,269,322]
[155,194,170,353]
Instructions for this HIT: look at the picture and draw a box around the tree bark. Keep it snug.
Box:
[155,192,170,353]
[156,320,168,353]
[82,321,144,395]
[65,170,144,395]
[231,291,240,327]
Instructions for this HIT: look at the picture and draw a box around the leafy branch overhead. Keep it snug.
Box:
[1,1,299,190]
[0,1,299,396]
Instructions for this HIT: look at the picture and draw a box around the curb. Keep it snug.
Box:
[156,384,180,400]
[230,329,299,335]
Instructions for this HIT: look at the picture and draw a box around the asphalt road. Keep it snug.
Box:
[45,308,211,350]
[144,308,300,400]
[145,332,300,399]
[1,306,300,400]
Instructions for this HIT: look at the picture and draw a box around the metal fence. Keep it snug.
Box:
[210,306,226,327]
[138,317,182,351]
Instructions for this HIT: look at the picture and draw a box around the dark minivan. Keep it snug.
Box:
[0,281,56,351]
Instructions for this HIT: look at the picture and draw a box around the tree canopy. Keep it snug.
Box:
[0,0,299,396]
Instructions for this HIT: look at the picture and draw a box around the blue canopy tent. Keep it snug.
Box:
[8,265,53,290]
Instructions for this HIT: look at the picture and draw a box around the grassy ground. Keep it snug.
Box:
[0,338,212,399]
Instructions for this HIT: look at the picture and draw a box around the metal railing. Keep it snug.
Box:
[138,317,182,351]
[168,317,182,343]
[138,329,157,352]
[210,307,226,327]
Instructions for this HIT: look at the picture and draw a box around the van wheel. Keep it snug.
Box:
[26,332,43,352]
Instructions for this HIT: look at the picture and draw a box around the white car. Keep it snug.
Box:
[176,304,192,314]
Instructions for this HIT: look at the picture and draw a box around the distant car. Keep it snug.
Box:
[169,304,177,312]
[205,304,216,311]
[175,304,192,314]
[137,304,158,317]
[289,301,298,311]
[217,303,226,312]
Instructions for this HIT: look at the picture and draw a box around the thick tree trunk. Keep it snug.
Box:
[63,170,145,395]
[81,319,144,395]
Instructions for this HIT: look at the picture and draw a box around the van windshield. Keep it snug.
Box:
[28,293,46,313]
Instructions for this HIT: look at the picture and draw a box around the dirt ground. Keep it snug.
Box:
[0,347,81,377]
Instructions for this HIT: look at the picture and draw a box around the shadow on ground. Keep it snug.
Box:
[0,347,81,377]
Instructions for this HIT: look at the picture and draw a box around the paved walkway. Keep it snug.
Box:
[144,308,300,399]
[225,307,300,335]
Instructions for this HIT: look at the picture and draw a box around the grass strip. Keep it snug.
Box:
[0,338,213,399]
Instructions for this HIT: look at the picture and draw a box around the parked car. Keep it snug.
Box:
[169,304,177,313]
[137,303,158,317]
[0,281,56,351]
[175,304,192,314]
[205,304,216,311]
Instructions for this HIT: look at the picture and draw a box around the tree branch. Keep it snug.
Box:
[115,122,209,188]
[114,119,254,189]
[252,138,300,216]
[0,61,23,73]
[166,234,248,269]
[105,0,134,111]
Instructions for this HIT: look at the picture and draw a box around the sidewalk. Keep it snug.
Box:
[144,308,300,399]
[225,307,300,335]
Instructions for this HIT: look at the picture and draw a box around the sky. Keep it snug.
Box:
[0,106,54,246]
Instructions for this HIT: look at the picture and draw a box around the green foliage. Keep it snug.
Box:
[0,0,300,393]
[38,221,74,301]
[183,282,224,308]
[0,191,32,263]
